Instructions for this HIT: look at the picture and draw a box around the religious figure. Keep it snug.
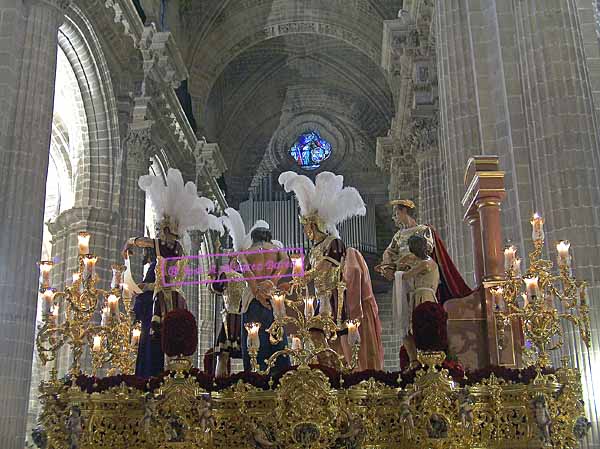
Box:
[375,199,471,368]
[66,406,82,449]
[122,168,223,376]
[532,395,552,444]
[209,251,247,377]
[279,171,384,371]
[220,208,291,372]
[398,235,440,365]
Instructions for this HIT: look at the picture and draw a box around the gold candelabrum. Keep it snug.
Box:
[244,254,360,374]
[35,231,141,379]
[493,213,591,368]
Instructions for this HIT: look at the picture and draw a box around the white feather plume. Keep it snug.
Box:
[278,171,316,216]
[138,168,224,239]
[221,208,247,252]
[277,170,366,237]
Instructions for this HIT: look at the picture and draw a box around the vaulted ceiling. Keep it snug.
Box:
[172,0,401,204]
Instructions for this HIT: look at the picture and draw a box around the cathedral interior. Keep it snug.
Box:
[2,0,600,448]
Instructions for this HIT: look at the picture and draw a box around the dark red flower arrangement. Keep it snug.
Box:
[412,301,448,351]
[161,308,198,357]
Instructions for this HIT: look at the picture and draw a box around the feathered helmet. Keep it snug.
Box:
[220,208,282,251]
[139,168,224,244]
[278,171,366,238]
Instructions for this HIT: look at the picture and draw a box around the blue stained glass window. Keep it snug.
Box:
[289,130,332,170]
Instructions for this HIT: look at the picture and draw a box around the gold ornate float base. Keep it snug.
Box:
[38,353,590,449]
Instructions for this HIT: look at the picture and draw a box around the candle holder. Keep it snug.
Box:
[246,264,359,375]
[35,231,140,379]
[494,214,590,368]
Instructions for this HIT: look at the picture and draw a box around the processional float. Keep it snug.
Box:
[34,156,592,449]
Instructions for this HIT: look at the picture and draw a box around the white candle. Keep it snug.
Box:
[556,241,571,267]
[245,322,261,350]
[318,296,332,317]
[521,292,529,308]
[491,287,504,309]
[101,306,109,326]
[304,296,315,319]
[92,335,102,352]
[271,294,286,319]
[107,294,119,318]
[512,257,522,276]
[78,232,90,255]
[524,277,539,300]
[38,261,53,288]
[504,246,516,272]
[50,305,59,324]
[83,255,97,278]
[131,328,141,346]
[72,272,80,284]
[531,213,544,241]
[291,255,303,276]
[291,335,302,351]
[111,265,124,289]
[347,320,361,346]
[41,289,54,314]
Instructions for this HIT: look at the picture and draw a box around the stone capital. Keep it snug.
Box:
[194,140,227,179]
[124,126,156,168]
[47,207,119,239]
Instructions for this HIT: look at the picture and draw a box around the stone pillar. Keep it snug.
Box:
[0,1,68,447]
[184,230,203,367]
[120,126,154,280]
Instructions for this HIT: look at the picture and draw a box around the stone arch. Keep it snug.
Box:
[58,4,121,211]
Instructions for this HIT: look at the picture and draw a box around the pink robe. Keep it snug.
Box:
[342,248,384,371]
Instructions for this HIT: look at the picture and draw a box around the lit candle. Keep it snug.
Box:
[111,264,124,289]
[512,257,522,276]
[304,296,315,319]
[41,288,55,314]
[531,213,544,241]
[72,272,80,284]
[107,294,119,317]
[346,320,361,346]
[121,283,131,299]
[524,276,539,300]
[521,292,529,308]
[78,231,90,255]
[271,293,286,319]
[556,240,571,268]
[491,287,504,309]
[83,255,97,278]
[245,322,261,350]
[101,306,109,326]
[318,296,332,317]
[38,261,53,288]
[504,246,516,272]
[50,305,59,324]
[92,335,102,352]
[291,255,303,276]
[291,335,302,351]
[131,328,141,346]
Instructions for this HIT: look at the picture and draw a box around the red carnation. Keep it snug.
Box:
[412,302,448,351]
[161,309,198,357]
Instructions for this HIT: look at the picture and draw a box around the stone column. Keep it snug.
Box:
[0,1,68,447]
[120,126,153,280]
[184,230,203,367]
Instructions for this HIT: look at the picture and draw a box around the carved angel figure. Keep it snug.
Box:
[458,393,475,429]
[140,396,158,437]
[399,390,418,438]
[334,410,365,449]
[249,421,277,448]
[573,416,591,440]
[532,395,552,443]
[196,394,215,433]
[67,406,82,449]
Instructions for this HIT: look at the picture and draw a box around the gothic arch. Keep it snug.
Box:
[58,5,121,211]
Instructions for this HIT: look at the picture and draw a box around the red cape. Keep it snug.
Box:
[428,225,473,303]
